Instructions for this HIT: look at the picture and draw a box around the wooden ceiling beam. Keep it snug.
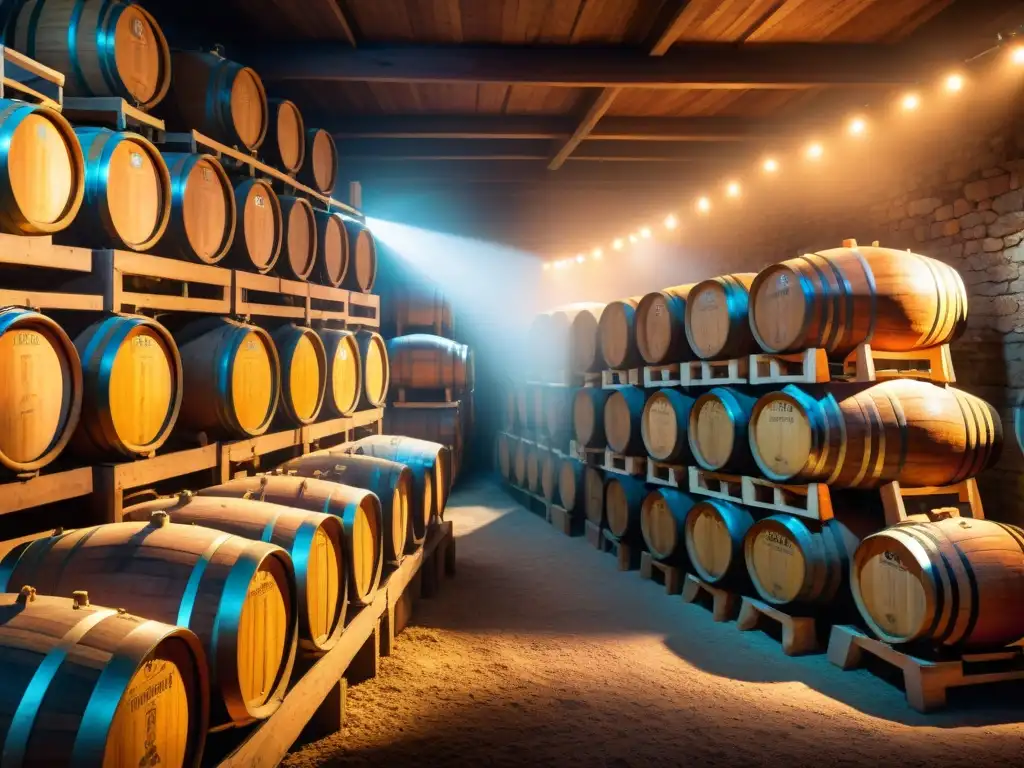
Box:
[325,115,782,141]
[324,0,357,47]
[336,139,735,161]
[647,1,696,56]
[239,43,924,88]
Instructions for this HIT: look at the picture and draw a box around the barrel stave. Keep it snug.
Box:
[636,284,696,365]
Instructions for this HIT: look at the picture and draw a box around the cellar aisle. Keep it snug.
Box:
[283,478,1024,768]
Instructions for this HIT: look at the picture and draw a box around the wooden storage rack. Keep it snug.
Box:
[0,45,63,109]
[215,521,454,766]
[748,342,955,385]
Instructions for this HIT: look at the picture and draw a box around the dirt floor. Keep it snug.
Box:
[283,477,1024,768]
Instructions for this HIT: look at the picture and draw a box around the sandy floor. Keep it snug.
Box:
[284,477,1024,768]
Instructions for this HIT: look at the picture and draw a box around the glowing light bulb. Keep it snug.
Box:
[725,182,741,198]
[576,253,585,263]
[612,238,624,251]
[945,73,964,93]
[640,227,652,239]
[696,197,711,213]
[763,158,779,173]
[901,93,920,111]
[848,117,866,136]
[629,234,638,244]
[806,142,823,160]
[664,213,678,230]
[1013,45,1024,65]
[592,247,603,259]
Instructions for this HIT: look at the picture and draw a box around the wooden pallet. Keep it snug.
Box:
[548,504,582,536]
[681,574,740,622]
[739,475,982,525]
[347,292,381,329]
[582,372,601,388]
[827,625,1024,712]
[680,357,749,386]
[688,468,744,503]
[584,520,639,570]
[0,467,94,518]
[569,440,604,466]
[215,522,453,766]
[161,130,363,220]
[0,45,63,109]
[508,485,549,519]
[233,270,310,321]
[603,449,646,477]
[643,363,681,388]
[748,343,955,385]
[308,283,348,324]
[736,597,822,656]
[0,236,102,311]
[646,461,685,489]
[393,387,458,405]
[601,368,641,388]
[62,97,165,139]
[639,552,683,595]
[92,250,233,315]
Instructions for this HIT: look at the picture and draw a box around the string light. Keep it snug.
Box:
[551,38,1024,268]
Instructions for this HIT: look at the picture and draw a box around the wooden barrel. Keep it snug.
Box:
[12,0,171,109]
[513,438,528,487]
[641,388,697,464]
[852,517,1024,649]
[684,499,755,587]
[228,177,283,273]
[573,387,611,448]
[603,386,647,455]
[160,152,236,264]
[0,518,297,725]
[688,387,758,473]
[636,283,696,365]
[317,327,361,418]
[264,99,305,173]
[277,452,414,561]
[744,507,881,608]
[0,100,84,235]
[525,443,541,493]
[598,297,644,370]
[59,127,170,251]
[387,334,472,395]
[540,450,559,501]
[172,316,280,439]
[749,244,968,357]
[200,475,383,608]
[0,307,83,475]
[567,303,606,374]
[275,196,317,282]
[313,210,349,287]
[344,223,378,293]
[384,405,463,485]
[543,385,573,441]
[497,432,513,481]
[342,434,449,523]
[749,379,1002,488]
[124,493,347,652]
[604,475,647,542]
[162,51,267,150]
[501,385,517,432]
[391,284,453,337]
[356,330,390,408]
[583,466,605,525]
[70,314,182,459]
[641,488,698,563]
[685,273,758,360]
[529,304,593,382]
[558,458,584,511]
[271,324,326,426]
[300,128,338,194]
[0,589,208,767]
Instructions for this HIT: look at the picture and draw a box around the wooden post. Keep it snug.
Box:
[348,181,362,210]
[304,678,347,741]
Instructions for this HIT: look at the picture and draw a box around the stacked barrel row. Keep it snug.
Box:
[0,309,391,474]
[0,432,452,766]
[517,242,1024,658]
[381,287,473,485]
[0,0,379,292]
